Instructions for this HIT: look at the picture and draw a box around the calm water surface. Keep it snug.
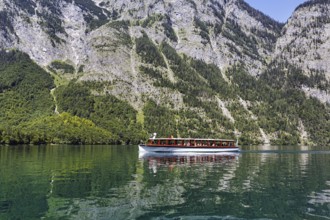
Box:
[0,145,329,219]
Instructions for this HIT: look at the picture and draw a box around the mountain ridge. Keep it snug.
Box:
[0,0,329,146]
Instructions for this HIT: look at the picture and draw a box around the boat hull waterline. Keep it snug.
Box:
[139,144,240,153]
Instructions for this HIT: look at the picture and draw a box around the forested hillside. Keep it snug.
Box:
[0,0,329,147]
[0,49,329,147]
[0,50,138,145]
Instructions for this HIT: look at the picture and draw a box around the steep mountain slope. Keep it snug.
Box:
[275,0,330,103]
[0,0,280,75]
[0,0,283,114]
[276,0,330,76]
[0,0,329,146]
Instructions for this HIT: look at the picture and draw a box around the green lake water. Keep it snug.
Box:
[0,145,329,219]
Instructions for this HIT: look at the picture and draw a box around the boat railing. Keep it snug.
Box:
[147,138,237,148]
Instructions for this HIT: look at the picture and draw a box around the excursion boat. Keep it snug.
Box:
[139,134,240,153]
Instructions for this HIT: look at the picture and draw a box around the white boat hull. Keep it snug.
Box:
[138,144,240,153]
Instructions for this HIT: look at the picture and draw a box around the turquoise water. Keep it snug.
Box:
[0,145,329,219]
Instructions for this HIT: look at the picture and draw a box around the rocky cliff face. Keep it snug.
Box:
[274,0,330,103]
[0,0,329,146]
[0,0,280,74]
[0,0,283,106]
[2,0,329,87]
[276,0,330,76]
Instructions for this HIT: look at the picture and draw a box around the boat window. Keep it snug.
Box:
[222,142,227,146]
[149,140,157,144]
[160,140,167,145]
[169,140,175,145]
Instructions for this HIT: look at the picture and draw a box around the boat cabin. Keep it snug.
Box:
[147,138,236,148]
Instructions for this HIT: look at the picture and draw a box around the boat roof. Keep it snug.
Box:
[149,138,235,142]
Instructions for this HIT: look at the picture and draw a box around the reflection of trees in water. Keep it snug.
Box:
[46,151,330,219]
[0,145,139,219]
[307,182,330,218]
[1,146,330,219]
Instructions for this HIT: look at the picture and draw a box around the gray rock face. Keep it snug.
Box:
[275,1,330,78]
[1,0,330,145]
[0,0,283,109]
[275,0,330,102]
[0,0,329,106]
[0,0,279,73]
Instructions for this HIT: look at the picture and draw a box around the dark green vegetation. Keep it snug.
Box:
[48,60,75,74]
[162,15,178,42]
[17,113,116,145]
[0,50,54,126]
[1,35,329,146]
[136,32,166,68]
[1,145,330,219]
[296,0,330,10]
[37,1,67,45]
[134,33,329,147]
[9,0,112,43]
[0,145,140,219]
[0,12,14,39]
[55,82,146,144]
[0,50,146,145]
[194,17,211,44]
[73,0,111,31]
[237,0,284,30]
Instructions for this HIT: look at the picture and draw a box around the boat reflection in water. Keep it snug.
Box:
[139,151,240,173]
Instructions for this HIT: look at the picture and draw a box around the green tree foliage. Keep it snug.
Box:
[228,64,330,146]
[55,82,148,144]
[189,59,234,99]
[162,15,178,42]
[296,0,330,11]
[143,100,177,137]
[193,17,210,44]
[222,19,260,59]
[55,82,94,118]
[160,42,209,94]
[106,20,132,47]
[2,113,117,145]
[0,48,329,147]
[107,20,130,31]
[0,50,55,126]
[36,0,67,45]
[139,66,174,88]
[0,50,126,145]
[227,100,262,145]
[0,11,14,40]
[237,0,284,32]
[140,14,164,28]
[49,60,75,74]
[90,95,147,144]
[143,100,235,139]
[135,32,167,68]
[73,0,110,31]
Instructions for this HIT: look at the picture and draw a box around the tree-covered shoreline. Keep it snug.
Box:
[0,50,329,147]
